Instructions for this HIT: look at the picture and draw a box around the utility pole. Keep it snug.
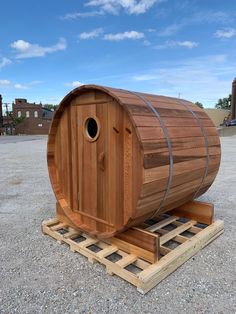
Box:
[3,103,10,116]
[3,103,11,134]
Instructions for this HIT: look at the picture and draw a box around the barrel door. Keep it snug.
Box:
[77,100,123,231]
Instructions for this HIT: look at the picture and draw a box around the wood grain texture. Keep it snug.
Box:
[169,200,214,225]
[47,85,221,238]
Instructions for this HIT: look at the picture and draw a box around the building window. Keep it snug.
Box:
[38,124,42,127]
[34,111,38,118]
[26,111,30,118]
[17,111,21,118]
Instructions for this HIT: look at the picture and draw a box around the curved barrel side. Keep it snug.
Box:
[47,85,221,238]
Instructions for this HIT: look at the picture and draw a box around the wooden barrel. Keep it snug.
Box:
[47,85,221,238]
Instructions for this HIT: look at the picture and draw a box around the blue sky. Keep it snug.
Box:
[0,0,236,109]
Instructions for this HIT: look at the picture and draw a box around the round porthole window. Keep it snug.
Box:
[84,117,100,141]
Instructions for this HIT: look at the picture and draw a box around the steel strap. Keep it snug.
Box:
[177,100,209,198]
[125,90,174,218]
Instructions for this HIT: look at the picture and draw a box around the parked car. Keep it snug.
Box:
[227,119,236,126]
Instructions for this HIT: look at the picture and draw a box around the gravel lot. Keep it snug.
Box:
[0,135,235,314]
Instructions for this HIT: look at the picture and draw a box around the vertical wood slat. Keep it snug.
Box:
[107,100,124,229]
[123,113,133,224]
[77,105,83,219]
[60,108,71,207]
[70,101,78,212]
[53,123,61,196]
[67,105,73,210]
[96,101,107,233]
[106,101,113,230]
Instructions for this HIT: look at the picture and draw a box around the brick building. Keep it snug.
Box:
[0,95,3,133]
[12,98,54,135]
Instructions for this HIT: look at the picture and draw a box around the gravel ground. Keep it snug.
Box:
[0,135,235,314]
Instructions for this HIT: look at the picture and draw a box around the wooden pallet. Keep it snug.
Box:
[42,207,224,294]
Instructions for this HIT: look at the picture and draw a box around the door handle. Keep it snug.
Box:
[98,151,105,171]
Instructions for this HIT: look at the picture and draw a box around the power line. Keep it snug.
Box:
[2,103,11,116]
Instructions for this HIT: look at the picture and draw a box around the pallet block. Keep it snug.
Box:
[42,202,224,294]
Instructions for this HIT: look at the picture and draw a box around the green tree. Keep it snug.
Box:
[195,102,204,109]
[215,94,231,110]
[43,104,58,111]
[9,113,26,127]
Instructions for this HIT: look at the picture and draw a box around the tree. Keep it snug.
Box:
[9,112,25,127]
[43,104,58,111]
[195,102,204,109]
[215,94,231,110]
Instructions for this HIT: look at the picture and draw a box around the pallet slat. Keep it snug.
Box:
[160,220,196,245]
[116,255,137,268]
[97,246,118,258]
[146,216,178,232]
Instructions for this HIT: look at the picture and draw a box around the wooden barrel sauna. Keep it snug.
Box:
[47,85,221,238]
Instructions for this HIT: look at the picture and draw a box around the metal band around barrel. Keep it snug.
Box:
[126,90,174,218]
[178,100,209,198]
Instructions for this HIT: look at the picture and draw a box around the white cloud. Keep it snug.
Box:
[155,40,198,49]
[79,28,145,42]
[191,11,231,24]
[104,30,144,41]
[177,41,198,48]
[86,0,162,14]
[79,28,103,40]
[0,57,12,69]
[158,23,184,36]
[14,83,28,89]
[61,10,104,20]
[61,1,165,20]
[10,38,66,59]
[0,79,11,86]
[12,40,30,50]
[158,11,233,37]
[0,79,41,89]
[28,80,43,86]
[65,81,84,88]
[214,28,236,39]
[133,74,159,81]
